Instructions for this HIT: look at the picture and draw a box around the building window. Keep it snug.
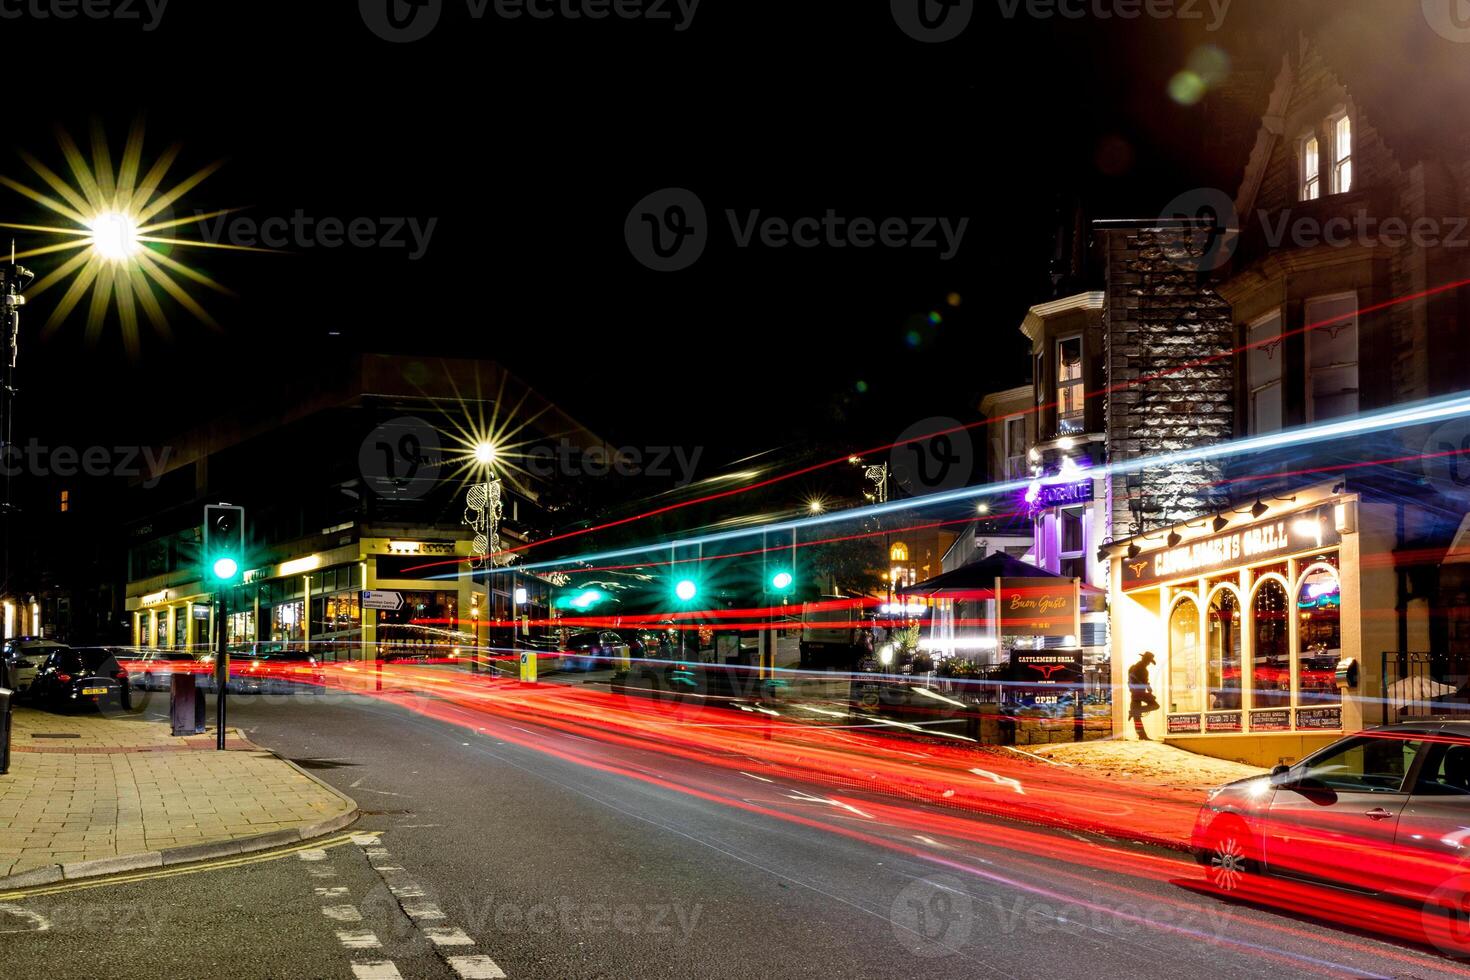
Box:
[174,607,187,648]
[1331,113,1352,194]
[59,489,69,513]
[1059,507,1085,568]
[1252,578,1291,708]
[1300,134,1320,201]
[1206,588,1242,711]
[1304,293,1359,421]
[1056,336,1084,433]
[1297,565,1342,707]
[1168,598,1202,714]
[1246,312,1284,434]
[1004,417,1027,479]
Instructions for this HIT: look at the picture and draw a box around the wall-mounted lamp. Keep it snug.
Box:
[1212,514,1229,533]
[1250,499,1269,519]
[1166,531,1182,548]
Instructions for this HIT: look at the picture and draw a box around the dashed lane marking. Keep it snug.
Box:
[350,961,404,980]
[401,901,446,921]
[446,954,508,979]
[321,905,363,923]
[388,883,426,898]
[337,930,382,950]
[423,926,474,946]
[297,849,328,862]
[314,887,350,897]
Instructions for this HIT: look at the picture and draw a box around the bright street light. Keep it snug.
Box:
[88,211,141,262]
[211,557,239,580]
[474,441,498,466]
[807,498,825,514]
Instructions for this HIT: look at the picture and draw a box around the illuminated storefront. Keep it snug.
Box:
[1104,481,1366,765]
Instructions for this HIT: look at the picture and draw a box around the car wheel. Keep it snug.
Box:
[1205,816,1256,892]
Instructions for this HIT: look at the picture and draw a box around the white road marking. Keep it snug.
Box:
[364,848,392,859]
[423,926,474,946]
[314,887,349,897]
[783,790,873,819]
[389,883,426,898]
[350,833,381,845]
[738,771,774,783]
[446,954,507,979]
[401,902,446,921]
[321,905,363,922]
[337,930,382,949]
[968,767,1027,795]
[297,849,328,862]
[371,864,405,871]
[351,961,404,979]
[1005,745,1073,767]
[0,903,51,933]
[308,868,338,878]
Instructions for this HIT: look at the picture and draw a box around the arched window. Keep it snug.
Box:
[1168,598,1202,714]
[1252,579,1290,708]
[1300,134,1320,200]
[1297,565,1342,707]
[890,543,909,562]
[1207,588,1242,711]
[1331,114,1352,193]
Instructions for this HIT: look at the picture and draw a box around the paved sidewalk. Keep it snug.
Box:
[0,707,356,885]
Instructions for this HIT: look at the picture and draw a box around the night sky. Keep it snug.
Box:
[0,0,1419,474]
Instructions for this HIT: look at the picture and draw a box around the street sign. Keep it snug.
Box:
[362,590,405,612]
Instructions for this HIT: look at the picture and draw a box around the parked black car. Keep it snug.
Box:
[28,649,131,712]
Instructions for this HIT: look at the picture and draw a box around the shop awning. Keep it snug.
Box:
[897,552,1105,597]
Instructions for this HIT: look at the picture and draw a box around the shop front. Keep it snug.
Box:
[1106,481,1368,766]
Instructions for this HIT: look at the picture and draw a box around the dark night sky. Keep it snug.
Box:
[0,0,1420,472]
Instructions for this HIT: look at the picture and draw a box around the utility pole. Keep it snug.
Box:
[0,247,34,603]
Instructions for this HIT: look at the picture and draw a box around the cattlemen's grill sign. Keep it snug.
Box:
[1121,515,1339,590]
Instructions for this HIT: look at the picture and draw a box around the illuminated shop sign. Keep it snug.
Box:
[1121,514,1341,590]
[1035,480,1093,508]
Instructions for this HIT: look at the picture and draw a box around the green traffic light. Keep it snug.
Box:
[770,571,793,591]
[212,557,239,581]
[674,579,697,602]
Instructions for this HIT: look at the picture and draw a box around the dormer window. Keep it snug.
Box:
[1300,135,1321,201]
[1330,113,1352,194]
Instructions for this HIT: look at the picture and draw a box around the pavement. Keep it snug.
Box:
[0,688,1461,980]
[1028,738,1267,791]
[0,705,356,886]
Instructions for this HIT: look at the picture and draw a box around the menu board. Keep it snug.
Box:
[1250,709,1291,732]
[1296,706,1343,730]
[1167,714,1203,734]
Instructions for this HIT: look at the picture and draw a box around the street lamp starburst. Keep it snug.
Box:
[0,120,260,355]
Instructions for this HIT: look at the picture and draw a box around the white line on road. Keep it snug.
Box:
[297,849,328,862]
[401,902,446,921]
[337,930,382,949]
[314,887,349,897]
[446,954,507,979]
[0,903,51,933]
[422,926,474,946]
[321,905,363,923]
[351,960,404,979]
[738,771,774,783]
[350,833,382,845]
[388,883,426,898]
[308,868,338,878]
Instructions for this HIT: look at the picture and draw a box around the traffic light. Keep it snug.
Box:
[769,570,794,593]
[674,579,698,602]
[204,503,245,584]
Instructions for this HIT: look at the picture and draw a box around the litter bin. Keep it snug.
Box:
[0,687,12,776]
[171,672,206,736]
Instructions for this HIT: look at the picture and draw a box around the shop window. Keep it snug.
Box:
[1206,589,1242,711]
[1057,336,1084,433]
[1299,134,1320,201]
[1252,579,1291,708]
[1304,293,1359,422]
[139,615,151,647]
[1297,566,1342,707]
[274,601,305,644]
[173,608,187,649]
[1331,114,1352,194]
[1246,312,1283,434]
[1168,599,1202,714]
[228,610,255,647]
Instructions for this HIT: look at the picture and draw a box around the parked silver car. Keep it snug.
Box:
[1193,721,1470,901]
[2,637,71,695]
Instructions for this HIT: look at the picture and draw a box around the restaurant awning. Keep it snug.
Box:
[897,552,1105,597]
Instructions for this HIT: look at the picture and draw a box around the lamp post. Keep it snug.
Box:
[0,252,33,601]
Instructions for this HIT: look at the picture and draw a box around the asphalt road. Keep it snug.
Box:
[3,686,1470,979]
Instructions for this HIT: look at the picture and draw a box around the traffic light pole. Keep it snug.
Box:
[215,589,228,750]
